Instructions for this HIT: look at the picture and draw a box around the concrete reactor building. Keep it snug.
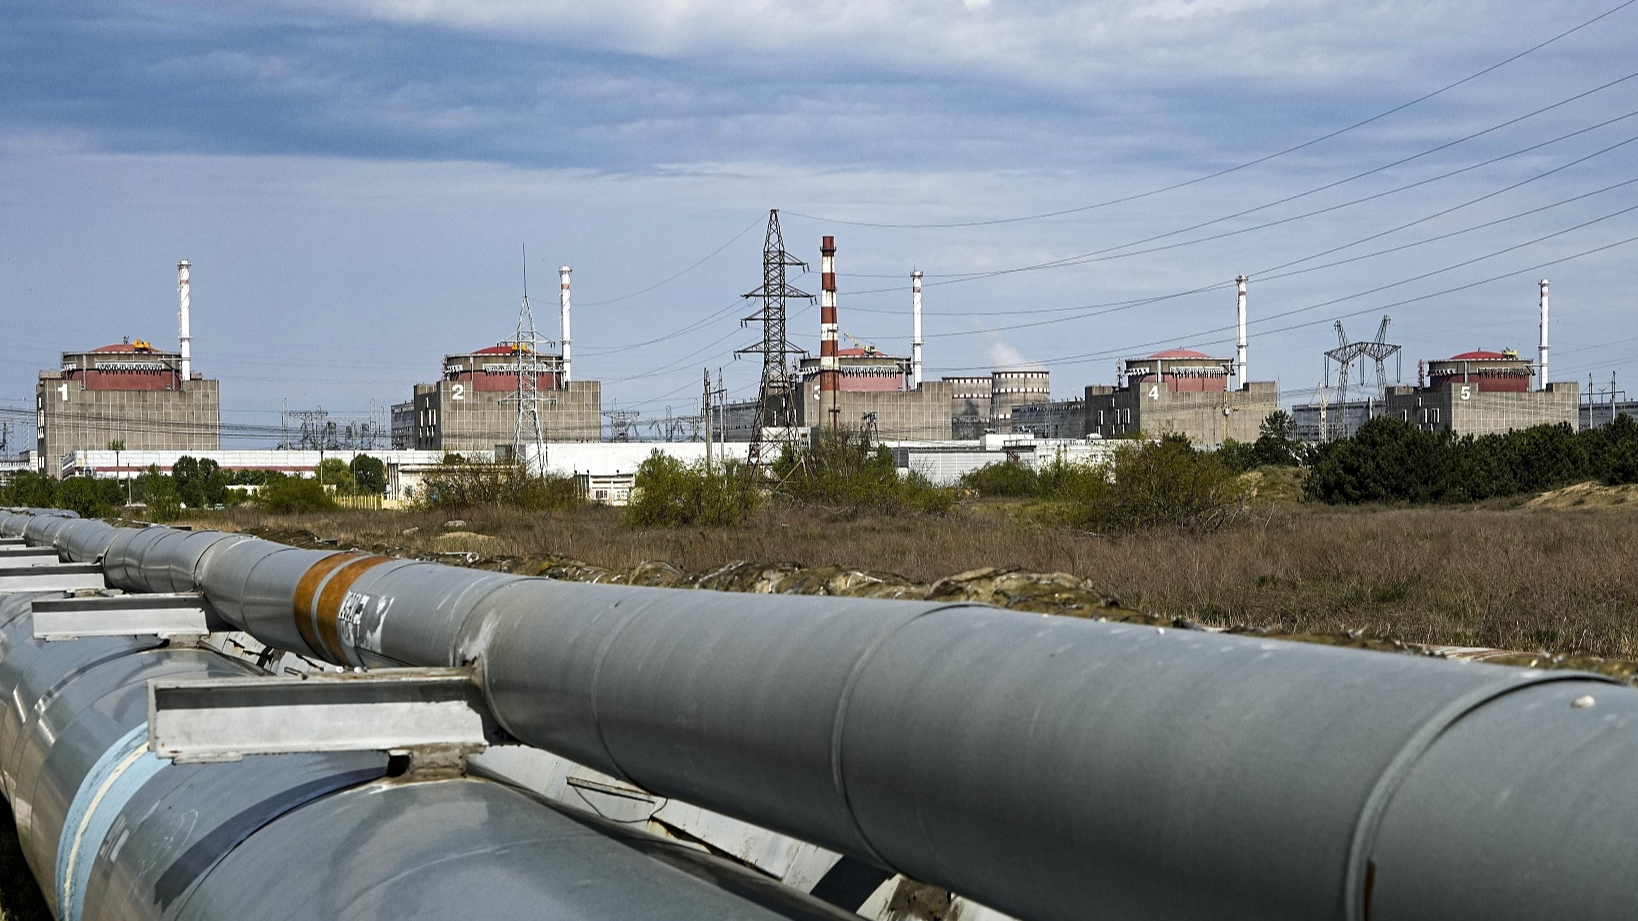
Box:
[1382,282,1578,436]
[35,261,220,477]
[794,242,953,441]
[1084,350,1278,446]
[406,267,601,453]
[1083,278,1278,447]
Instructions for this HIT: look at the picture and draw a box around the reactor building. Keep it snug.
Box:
[35,261,220,477]
[1381,282,1578,436]
[792,240,954,441]
[404,267,601,453]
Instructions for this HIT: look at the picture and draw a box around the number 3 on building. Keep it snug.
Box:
[1148,384,1159,400]
[451,383,466,401]
[1459,385,1471,401]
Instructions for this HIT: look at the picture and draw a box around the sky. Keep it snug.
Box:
[2,0,1636,444]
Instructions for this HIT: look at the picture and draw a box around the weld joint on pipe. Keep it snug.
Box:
[1340,670,1618,920]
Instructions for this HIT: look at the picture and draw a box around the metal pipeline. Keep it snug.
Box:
[0,512,868,921]
[21,513,1638,920]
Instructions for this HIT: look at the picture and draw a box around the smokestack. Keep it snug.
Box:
[1539,278,1550,391]
[820,237,839,429]
[1235,274,1248,392]
[560,266,572,384]
[912,270,924,389]
[177,260,192,385]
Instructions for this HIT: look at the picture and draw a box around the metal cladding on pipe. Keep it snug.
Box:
[820,237,839,427]
[53,520,120,566]
[560,265,572,384]
[0,526,866,921]
[177,260,191,384]
[1539,278,1551,390]
[911,271,923,389]
[1235,274,1248,391]
[34,517,1638,921]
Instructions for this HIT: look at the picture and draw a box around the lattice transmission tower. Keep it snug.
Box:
[510,250,553,474]
[735,210,811,472]
[1323,316,1401,441]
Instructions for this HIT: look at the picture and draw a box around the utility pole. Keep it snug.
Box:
[704,369,713,474]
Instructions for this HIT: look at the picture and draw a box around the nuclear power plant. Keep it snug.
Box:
[2,224,1615,485]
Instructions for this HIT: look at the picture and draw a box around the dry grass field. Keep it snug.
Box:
[187,486,1638,660]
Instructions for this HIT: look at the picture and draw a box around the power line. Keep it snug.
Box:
[784,0,1638,230]
[838,76,1638,297]
[579,215,765,307]
[930,230,1638,373]
[923,198,1638,341]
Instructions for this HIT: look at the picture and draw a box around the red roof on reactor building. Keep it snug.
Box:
[1447,350,1512,361]
[1149,348,1213,359]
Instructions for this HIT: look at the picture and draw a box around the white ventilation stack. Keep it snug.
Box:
[1235,274,1248,391]
[912,270,924,389]
[177,260,192,384]
[560,265,572,384]
[1539,278,1550,390]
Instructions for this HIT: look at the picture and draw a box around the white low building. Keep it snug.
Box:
[888,434,1123,486]
[60,449,465,502]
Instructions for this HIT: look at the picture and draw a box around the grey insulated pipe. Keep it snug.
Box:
[0,511,865,921]
[32,515,1638,920]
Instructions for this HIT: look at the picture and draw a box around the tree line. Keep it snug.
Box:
[0,454,391,519]
[1303,415,1638,504]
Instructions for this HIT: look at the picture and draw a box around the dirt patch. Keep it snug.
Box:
[1526,481,1638,509]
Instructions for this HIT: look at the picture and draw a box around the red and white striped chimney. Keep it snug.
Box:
[820,236,839,428]
[560,265,572,384]
[911,270,924,389]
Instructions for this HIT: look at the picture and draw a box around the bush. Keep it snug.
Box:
[415,459,581,511]
[258,477,336,514]
[774,432,952,516]
[133,465,183,521]
[315,458,357,496]
[1059,435,1248,533]
[624,453,762,527]
[959,460,1041,497]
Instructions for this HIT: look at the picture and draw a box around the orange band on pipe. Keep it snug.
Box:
[314,556,394,663]
[293,552,367,657]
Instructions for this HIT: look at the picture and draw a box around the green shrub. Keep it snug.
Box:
[415,459,582,511]
[774,433,952,516]
[1057,435,1248,533]
[258,477,336,514]
[959,460,1041,497]
[624,453,762,527]
[134,465,183,521]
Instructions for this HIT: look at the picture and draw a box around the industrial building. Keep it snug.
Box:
[792,240,954,441]
[1084,350,1279,447]
[409,347,601,451]
[1012,399,1085,439]
[1292,399,1380,443]
[35,261,220,477]
[1083,278,1279,447]
[407,267,602,452]
[940,371,1054,437]
[1382,350,1578,436]
[1382,282,1579,437]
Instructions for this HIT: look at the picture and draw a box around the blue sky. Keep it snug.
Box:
[2,0,1635,441]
